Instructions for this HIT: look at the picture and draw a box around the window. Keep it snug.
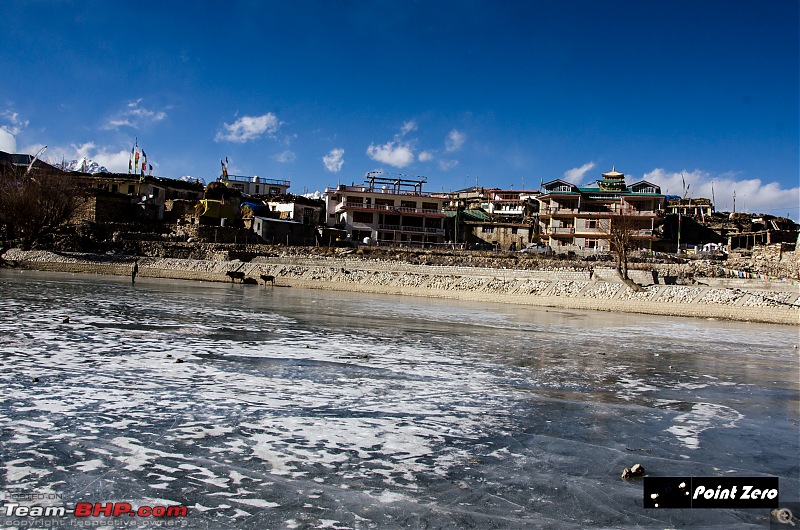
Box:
[352,211,373,224]
[422,202,439,211]
[400,200,417,209]
[587,219,597,229]
[255,185,260,194]
[483,226,494,234]
[127,185,135,194]
[347,196,364,203]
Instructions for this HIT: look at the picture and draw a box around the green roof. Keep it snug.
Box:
[445,209,490,221]
[577,187,663,196]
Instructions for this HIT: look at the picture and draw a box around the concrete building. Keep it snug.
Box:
[537,167,665,251]
[324,173,449,246]
[446,187,541,250]
[265,196,324,226]
[486,189,539,218]
[72,173,204,221]
[666,198,714,219]
[252,216,316,246]
[220,174,290,196]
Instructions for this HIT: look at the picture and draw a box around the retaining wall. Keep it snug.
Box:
[4,250,798,326]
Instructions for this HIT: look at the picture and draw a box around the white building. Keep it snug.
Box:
[537,167,665,250]
[220,175,290,196]
[324,174,450,246]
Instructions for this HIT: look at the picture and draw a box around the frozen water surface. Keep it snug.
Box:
[0,270,798,528]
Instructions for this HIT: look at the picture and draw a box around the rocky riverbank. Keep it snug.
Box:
[3,248,798,325]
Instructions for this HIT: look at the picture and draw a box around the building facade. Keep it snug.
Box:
[220,175,290,196]
[324,174,449,246]
[446,187,540,250]
[666,198,714,219]
[537,168,665,250]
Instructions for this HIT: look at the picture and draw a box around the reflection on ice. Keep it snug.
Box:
[667,403,744,450]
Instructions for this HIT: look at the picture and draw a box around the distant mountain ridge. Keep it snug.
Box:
[55,158,109,174]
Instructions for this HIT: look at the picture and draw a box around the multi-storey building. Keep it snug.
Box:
[220,174,290,196]
[666,198,714,219]
[446,187,540,250]
[486,189,539,218]
[324,173,449,246]
[537,167,665,250]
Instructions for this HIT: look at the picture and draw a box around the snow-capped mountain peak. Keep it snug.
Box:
[59,158,109,174]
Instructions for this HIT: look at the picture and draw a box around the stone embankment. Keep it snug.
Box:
[3,249,798,326]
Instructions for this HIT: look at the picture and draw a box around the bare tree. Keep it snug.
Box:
[0,164,83,251]
[600,207,643,290]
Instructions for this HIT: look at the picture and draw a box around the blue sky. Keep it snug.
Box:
[1,0,798,218]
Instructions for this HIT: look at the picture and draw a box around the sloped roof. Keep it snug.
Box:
[0,150,63,172]
[444,209,490,221]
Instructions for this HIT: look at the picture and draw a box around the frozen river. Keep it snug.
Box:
[0,270,797,528]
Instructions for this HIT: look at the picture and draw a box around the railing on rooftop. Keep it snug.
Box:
[222,175,291,187]
[325,185,446,198]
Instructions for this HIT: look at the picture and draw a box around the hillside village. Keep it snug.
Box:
[1,149,798,281]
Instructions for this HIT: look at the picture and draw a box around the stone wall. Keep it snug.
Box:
[5,249,798,326]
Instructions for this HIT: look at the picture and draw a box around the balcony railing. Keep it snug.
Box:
[378,224,445,235]
[336,202,443,215]
[548,227,575,235]
[541,206,658,216]
[542,207,578,215]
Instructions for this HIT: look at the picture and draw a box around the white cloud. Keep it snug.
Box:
[93,149,136,173]
[0,109,28,152]
[323,148,345,173]
[643,168,800,219]
[103,99,167,130]
[366,141,414,168]
[401,120,417,136]
[445,129,466,153]
[563,161,596,184]
[418,150,434,162]
[1,111,28,135]
[274,150,296,163]
[0,128,17,152]
[438,159,459,171]
[215,113,280,143]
